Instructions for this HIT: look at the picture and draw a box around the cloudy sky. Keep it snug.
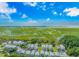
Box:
[0,2,79,26]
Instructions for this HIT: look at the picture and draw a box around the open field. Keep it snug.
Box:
[0,26,79,40]
[0,26,79,57]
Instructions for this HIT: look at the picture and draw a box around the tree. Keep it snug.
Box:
[59,35,79,56]
[67,47,79,57]
[59,35,79,48]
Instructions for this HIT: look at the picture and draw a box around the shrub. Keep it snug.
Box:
[67,47,79,57]
[59,35,79,48]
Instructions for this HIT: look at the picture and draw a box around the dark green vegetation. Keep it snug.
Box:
[60,35,79,56]
[0,26,79,57]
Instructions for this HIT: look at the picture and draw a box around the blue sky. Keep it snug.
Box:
[0,2,79,26]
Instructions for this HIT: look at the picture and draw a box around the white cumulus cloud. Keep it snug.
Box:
[59,13,62,16]
[49,3,55,6]
[21,14,28,18]
[46,18,50,21]
[41,5,47,11]
[0,2,16,14]
[53,11,57,15]
[0,2,17,22]
[24,2,37,7]
[64,7,79,17]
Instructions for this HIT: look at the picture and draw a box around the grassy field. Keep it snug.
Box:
[0,26,79,57]
[0,26,79,41]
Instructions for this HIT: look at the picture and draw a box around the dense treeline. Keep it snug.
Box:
[59,35,79,56]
